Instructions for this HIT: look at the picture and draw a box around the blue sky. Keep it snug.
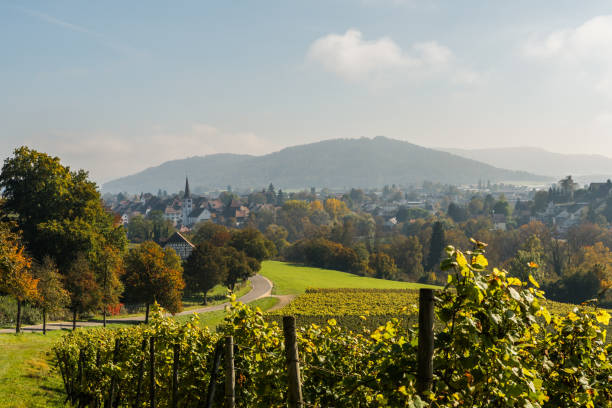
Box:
[3,1,612,182]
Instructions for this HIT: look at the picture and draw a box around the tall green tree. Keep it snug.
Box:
[223,246,257,291]
[184,242,227,305]
[0,147,127,272]
[123,241,185,323]
[426,221,445,271]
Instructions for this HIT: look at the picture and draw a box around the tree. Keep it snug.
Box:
[184,242,226,305]
[276,189,286,206]
[467,196,484,216]
[191,222,231,246]
[32,256,69,334]
[368,252,398,280]
[426,221,445,271]
[508,235,546,282]
[387,236,424,279]
[266,183,277,204]
[93,246,124,327]
[223,246,257,291]
[324,198,349,219]
[122,241,185,323]
[533,190,549,213]
[127,215,152,243]
[493,198,510,217]
[265,224,289,255]
[65,254,101,330]
[229,228,274,262]
[447,202,468,222]
[0,147,128,273]
[0,223,38,333]
[349,188,365,203]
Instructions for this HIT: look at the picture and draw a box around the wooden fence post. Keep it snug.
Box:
[224,336,235,408]
[149,337,156,408]
[416,288,435,396]
[205,341,223,408]
[171,343,180,408]
[134,339,147,408]
[283,316,303,408]
[107,339,120,408]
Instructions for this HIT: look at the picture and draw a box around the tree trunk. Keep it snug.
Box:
[145,303,150,324]
[203,291,208,306]
[72,310,77,330]
[16,299,21,334]
[43,308,47,335]
[103,306,107,328]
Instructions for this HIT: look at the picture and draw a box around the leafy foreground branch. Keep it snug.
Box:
[53,243,611,407]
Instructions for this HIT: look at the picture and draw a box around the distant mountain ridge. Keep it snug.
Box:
[102,137,548,193]
[443,147,612,181]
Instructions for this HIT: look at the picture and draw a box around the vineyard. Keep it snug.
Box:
[53,244,612,407]
[269,288,612,332]
[268,288,420,329]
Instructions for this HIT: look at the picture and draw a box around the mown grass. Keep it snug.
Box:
[0,331,67,408]
[259,260,440,295]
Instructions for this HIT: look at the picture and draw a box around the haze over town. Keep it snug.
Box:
[4,1,612,182]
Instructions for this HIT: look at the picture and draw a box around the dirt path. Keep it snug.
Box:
[267,294,296,312]
[0,274,273,334]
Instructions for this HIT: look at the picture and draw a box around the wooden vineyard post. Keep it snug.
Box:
[107,339,120,408]
[150,337,156,408]
[205,341,223,408]
[283,316,303,408]
[134,339,147,408]
[172,343,180,408]
[416,288,435,396]
[224,336,235,408]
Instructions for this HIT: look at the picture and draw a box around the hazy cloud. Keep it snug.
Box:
[523,15,612,96]
[307,29,478,85]
[19,124,280,183]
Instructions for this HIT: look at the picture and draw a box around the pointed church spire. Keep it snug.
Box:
[184,176,191,198]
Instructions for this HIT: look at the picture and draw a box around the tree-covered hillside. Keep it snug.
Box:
[103,137,547,193]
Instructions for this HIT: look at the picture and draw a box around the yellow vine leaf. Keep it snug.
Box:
[596,310,611,325]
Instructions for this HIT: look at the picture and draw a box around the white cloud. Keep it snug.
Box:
[307,29,477,85]
[523,15,612,96]
[19,124,280,183]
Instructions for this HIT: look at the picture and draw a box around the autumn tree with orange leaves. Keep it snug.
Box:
[122,241,185,323]
[0,223,38,333]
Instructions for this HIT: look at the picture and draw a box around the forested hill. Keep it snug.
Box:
[102,137,547,193]
[443,147,612,180]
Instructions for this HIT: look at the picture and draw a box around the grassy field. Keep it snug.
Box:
[0,331,66,408]
[259,260,439,295]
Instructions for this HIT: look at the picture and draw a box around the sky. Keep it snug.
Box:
[3,0,612,183]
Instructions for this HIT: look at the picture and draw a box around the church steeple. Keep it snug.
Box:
[184,176,191,199]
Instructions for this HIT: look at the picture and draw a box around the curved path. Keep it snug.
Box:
[0,274,273,334]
